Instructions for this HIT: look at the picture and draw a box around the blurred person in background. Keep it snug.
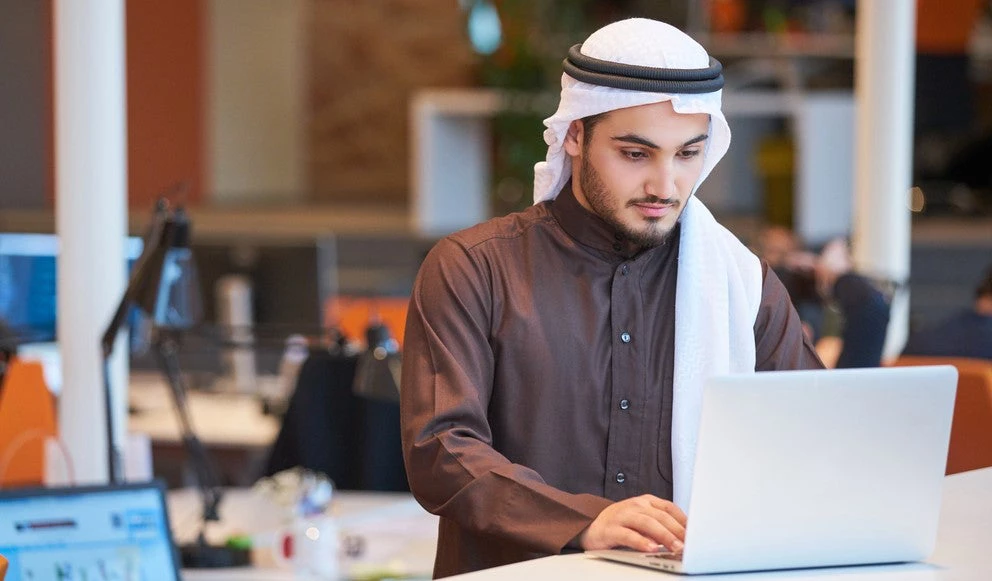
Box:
[903,264,992,360]
[755,226,890,368]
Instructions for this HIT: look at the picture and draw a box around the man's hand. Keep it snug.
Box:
[578,494,687,553]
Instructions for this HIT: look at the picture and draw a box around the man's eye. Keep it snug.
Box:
[622,150,648,160]
[678,149,701,159]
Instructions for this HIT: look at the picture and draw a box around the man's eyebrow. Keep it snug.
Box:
[611,133,709,149]
[611,134,659,149]
[682,134,709,147]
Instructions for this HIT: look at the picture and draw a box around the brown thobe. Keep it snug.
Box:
[400,187,823,578]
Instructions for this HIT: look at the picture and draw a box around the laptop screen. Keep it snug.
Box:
[0,482,180,580]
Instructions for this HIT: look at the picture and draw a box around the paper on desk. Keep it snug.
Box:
[337,499,438,578]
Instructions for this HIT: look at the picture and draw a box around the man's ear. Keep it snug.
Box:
[563,120,584,157]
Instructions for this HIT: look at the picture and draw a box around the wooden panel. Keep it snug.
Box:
[308,0,477,204]
[127,0,204,208]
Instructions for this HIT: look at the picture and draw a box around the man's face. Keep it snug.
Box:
[564,100,710,247]
[758,226,799,269]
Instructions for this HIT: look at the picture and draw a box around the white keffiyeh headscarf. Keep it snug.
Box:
[533,19,762,512]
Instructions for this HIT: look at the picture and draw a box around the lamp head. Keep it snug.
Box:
[149,206,202,330]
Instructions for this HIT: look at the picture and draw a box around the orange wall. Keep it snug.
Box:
[126,0,204,209]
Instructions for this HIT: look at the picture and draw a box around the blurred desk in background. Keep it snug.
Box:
[129,372,281,487]
[169,487,437,580]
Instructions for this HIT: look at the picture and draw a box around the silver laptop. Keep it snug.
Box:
[590,366,957,575]
[0,481,181,580]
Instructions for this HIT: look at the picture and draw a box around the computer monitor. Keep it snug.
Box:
[0,482,181,580]
[0,231,145,383]
[0,232,144,345]
[193,239,335,336]
[0,233,60,344]
[179,237,338,375]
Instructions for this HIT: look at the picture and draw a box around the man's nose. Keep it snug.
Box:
[644,160,676,199]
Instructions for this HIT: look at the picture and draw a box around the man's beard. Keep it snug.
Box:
[579,155,681,248]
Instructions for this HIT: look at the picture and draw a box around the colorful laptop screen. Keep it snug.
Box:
[0,484,179,580]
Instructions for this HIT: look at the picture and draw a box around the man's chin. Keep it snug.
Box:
[626,221,676,247]
[607,206,681,247]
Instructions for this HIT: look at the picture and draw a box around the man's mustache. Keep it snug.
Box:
[627,196,680,207]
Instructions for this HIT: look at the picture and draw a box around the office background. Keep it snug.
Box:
[1,0,991,489]
[2,1,990,327]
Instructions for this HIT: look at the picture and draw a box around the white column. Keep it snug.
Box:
[852,0,916,359]
[55,0,129,484]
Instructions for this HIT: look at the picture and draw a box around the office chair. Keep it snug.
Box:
[891,355,992,474]
[263,348,408,491]
[0,359,56,487]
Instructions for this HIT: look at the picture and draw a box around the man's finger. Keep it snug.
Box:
[647,497,688,526]
[607,526,659,553]
[629,505,686,542]
[620,511,685,549]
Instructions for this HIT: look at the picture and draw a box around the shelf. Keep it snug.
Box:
[696,32,855,59]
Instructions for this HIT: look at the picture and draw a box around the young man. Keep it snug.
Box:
[401,18,822,578]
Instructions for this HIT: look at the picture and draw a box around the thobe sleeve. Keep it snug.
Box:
[753,261,826,370]
[400,238,612,554]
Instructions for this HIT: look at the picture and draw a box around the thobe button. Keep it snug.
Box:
[620,332,631,343]
[616,472,626,484]
[621,264,629,276]
[619,399,630,410]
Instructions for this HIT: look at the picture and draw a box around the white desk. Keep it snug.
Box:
[171,488,438,580]
[129,373,282,486]
[446,467,992,580]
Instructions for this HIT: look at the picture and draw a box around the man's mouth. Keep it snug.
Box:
[630,199,678,218]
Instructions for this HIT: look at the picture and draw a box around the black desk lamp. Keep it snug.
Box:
[101,199,248,567]
[351,319,401,403]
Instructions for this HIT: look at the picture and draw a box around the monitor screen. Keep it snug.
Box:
[0,233,143,345]
[0,483,180,580]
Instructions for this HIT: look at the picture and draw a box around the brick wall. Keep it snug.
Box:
[308,1,478,205]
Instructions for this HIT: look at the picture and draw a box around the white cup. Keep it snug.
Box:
[273,513,341,579]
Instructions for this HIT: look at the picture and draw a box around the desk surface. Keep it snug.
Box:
[174,468,992,580]
[129,373,281,448]
[445,467,992,580]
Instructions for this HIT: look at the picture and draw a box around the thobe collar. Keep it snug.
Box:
[548,181,680,261]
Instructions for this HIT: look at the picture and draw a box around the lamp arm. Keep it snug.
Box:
[99,201,171,483]
[155,330,224,523]
[101,298,133,360]
[101,201,171,358]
